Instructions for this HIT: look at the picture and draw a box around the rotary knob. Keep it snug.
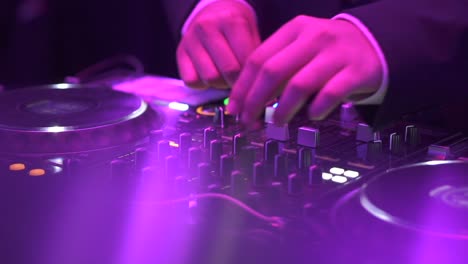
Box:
[264,139,280,164]
[203,127,217,149]
[389,132,403,155]
[233,133,248,156]
[405,125,421,147]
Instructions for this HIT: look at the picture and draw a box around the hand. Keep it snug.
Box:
[227,15,383,127]
[177,0,261,89]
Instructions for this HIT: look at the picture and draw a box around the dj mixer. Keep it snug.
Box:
[0,82,467,264]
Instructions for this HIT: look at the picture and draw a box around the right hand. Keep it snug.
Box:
[177,0,261,89]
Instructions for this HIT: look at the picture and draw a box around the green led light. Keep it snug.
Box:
[223,98,229,106]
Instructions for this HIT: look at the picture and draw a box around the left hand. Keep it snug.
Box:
[227,15,383,127]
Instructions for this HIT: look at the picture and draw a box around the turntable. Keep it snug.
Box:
[0,84,161,155]
[330,160,468,264]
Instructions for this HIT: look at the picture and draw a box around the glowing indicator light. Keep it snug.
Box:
[322,172,333,180]
[29,169,46,177]
[332,176,348,184]
[169,141,179,147]
[9,163,26,171]
[273,102,279,108]
[330,167,345,175]
[223,98,229,106]
[168,102,189,111]
[55,83,72,89]
[344,170,360,178]
[46,126,67,133]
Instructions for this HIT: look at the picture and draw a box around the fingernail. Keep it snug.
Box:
[227,100,239,114]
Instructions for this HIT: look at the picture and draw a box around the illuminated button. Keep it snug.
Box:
[29,169,46,177]
[9,163,26,171]
[344,170,360,178]
[169,141,179,148]
[168,102,189,111]
[329,167,345,175]
[332,176,348,184]
[322,172,333,180]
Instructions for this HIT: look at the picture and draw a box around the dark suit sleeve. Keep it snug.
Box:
[343,0,468,130]
[161,0,199,42]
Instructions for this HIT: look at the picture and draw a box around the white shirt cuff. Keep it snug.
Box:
[181,0,255,35]
[332,13,389,105]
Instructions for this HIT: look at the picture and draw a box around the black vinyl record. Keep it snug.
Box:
[0,84,161,154]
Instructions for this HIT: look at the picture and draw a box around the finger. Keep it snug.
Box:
[228,21,299,114]
[240,38,322,125]
[183,35,228,88]
[176,44,205,89]
[273,52,344,125]
[308,68,360,120]
[197,23,242,87]
[223,16,261,66]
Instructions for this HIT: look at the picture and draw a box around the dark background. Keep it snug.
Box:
[0,0,179,88]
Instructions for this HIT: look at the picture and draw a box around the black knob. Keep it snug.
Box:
[188,147,203,171]
[239,145,257,169]
[198,162,212,187]
[179,133,192,158]
[264,139,279,164]
[111,159,133,178]
[246,191,261,210]
[174,176,188,195]
[141,166,165,194]
[297,147,313,172]
[274,154,288,179]
[164,155,179,179]
[230,170,246,196]
[252,162,266,187]
[366,140,383,162]
[308,165,322,186]
[269,181,283,203]
[287,173,302,195]
[405,125,421,147]
[233,133,248,156]
[111,159,134,186]
[219,154,234,182]
[141,166,155,182]
[157,140,171,162]
[214,106,226,128]
[203,127,217,149]
[303,202,318,217]
[389,132,403,155]
[149,130,164,145]
[135,147,149,169]
[210,139,223,163]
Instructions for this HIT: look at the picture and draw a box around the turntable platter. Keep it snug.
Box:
[330,161,468,263]
[361,160,468,238]
[0,84,161,154]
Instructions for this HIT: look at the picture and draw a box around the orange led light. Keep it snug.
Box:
[9,163,26,171]
[29,169,46,177]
